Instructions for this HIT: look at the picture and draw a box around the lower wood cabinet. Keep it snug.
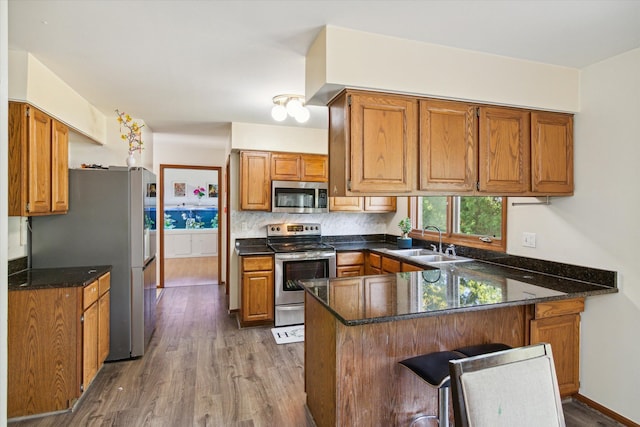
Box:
[530,298,584,396]
[336,251,365,277]
[240,255,274,326]
[8,272,111,418]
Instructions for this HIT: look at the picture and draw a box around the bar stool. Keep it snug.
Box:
[454,343,511,357]
[399,351,464,427]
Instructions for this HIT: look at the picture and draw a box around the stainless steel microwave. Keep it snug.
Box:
[272,180,329,213]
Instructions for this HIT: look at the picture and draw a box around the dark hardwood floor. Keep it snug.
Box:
[10,284,626,427]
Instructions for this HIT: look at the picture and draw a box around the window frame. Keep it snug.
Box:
[407,196,507,252]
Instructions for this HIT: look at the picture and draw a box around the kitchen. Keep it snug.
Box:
[2,1,640,426]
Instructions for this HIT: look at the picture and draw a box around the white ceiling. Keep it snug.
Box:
[8,0,640,142]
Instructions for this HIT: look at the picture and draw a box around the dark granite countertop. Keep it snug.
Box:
[8,265,112,291]
[303,262,617,326]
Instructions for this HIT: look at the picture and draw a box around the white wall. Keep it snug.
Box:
[163,168,218,207]
[231,122,328,154]
[306,26,580,112]
[8,50,107,144]
[1,0,9,423]
[507,48,640,422]
[69,114,153,171]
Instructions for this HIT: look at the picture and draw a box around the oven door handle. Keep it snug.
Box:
[276,305,304,310]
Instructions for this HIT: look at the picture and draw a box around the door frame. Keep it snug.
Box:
[158,164,222,288]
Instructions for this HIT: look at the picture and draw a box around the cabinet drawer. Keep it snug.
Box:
[535,298,584,319]
[337,251,365,266]
[369,253,381,269]
[242,256,274,272]
[83,281,99,309]
[98,272,111,296]
[382,257,401,273]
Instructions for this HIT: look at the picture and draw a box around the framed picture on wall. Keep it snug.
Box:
[173,182,186,197]
[208,183,218,198]
[146,183,157,197]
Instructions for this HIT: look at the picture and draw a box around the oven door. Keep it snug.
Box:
[274,251,336,305]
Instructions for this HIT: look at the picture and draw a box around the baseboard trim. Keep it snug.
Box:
[575,393,639,427]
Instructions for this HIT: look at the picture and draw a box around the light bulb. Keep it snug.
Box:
[286,98,303,117]
[271,104,287,121]
[294,106,310,123]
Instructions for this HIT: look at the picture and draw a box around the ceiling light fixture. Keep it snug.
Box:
[271,94,310,123]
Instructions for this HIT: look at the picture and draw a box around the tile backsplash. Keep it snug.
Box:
[232,211,392,239]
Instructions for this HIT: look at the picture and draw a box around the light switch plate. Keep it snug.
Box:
[522,232,536,248]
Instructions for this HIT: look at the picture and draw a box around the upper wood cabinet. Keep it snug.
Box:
[329,196,396,213]
[530,111,574,194]
[9,102,69,216]
[478,106,531,193]
[329,90,417,196]
[329,90,574,197]
[271,152,328,182]
[240,150,271,211]
[419,99,477,192]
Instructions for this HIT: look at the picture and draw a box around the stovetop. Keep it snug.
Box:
[266,223,335,253]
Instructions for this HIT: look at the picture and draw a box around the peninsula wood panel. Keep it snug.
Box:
[8,287,81,417]
[240,151,271,210]
[478,106,531,193]
[419,99,477,191]
[305,294,527,427]
[531,111,574,194]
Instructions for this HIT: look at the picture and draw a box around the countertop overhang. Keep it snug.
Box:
[8,265,112,290]
[302,260,616,326]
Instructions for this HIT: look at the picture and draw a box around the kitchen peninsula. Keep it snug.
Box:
[302,258,616,427]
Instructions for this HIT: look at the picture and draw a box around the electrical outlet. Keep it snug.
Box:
[522,232,536,248]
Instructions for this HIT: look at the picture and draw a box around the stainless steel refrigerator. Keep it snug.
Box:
[31,166,157,361]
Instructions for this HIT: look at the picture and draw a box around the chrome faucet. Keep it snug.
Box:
[422,225,443,253]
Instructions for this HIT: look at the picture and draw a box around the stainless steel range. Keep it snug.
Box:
[267,223,336,326]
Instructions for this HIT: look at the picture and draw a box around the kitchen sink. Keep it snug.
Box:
[385,248,472,264]
[386,248,432,256]
[409,254,471,264]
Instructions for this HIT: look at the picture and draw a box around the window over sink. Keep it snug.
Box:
[409,196,507,252]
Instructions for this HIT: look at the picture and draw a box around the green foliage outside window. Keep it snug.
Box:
[458,197,503,238]
[420,196,502,238]
[421,196,447,232]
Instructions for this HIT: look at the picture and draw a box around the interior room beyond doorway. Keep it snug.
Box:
[159,165,221,288]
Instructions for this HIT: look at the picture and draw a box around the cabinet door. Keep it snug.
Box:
[271,153,301,181]
[329,197,364,212]
[8,288,80,417]
[337,265,365,277]
[300,154,329,182]
[349,92,417,193]
[98,291,110,365]
[364,197,396,212]
[329,278,364,319]
[419,99,477,191]
[530,314,580,396]
[51,120,69,213]
[82,302,99,390]
[531,112,573,194]
[240,151,271,210]
[478,107,530,193]
[28,106,53,214]
[242,271,274,322]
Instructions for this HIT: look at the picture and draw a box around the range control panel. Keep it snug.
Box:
[267,223,321,237]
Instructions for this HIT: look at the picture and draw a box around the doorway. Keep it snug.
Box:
[158,165,222,288]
